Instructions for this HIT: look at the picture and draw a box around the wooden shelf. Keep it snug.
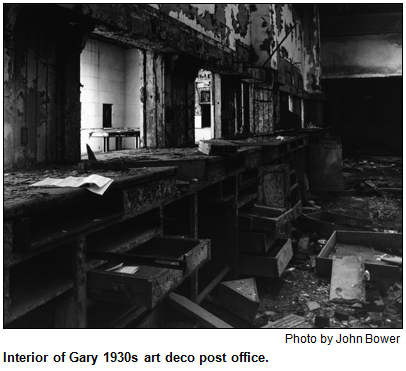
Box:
[87,225,162,255]
[30,211,124,251]
[239,178,258,190]
[6,277,74,325]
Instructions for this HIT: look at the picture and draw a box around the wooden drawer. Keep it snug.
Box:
[239,204,293,232]
[87,236,210,308]
[238,230,278,254]
[316,231,402,282]
[240,238,293,278]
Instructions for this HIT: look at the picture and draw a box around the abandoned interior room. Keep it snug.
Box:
[3,3,402,329]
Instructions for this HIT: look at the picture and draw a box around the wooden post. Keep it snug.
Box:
[145,51,157,148]
[213,73,222,138]
[189,192,199,303]
[155,54,165,148]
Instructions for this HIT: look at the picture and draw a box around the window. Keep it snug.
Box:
[103,104,113,128]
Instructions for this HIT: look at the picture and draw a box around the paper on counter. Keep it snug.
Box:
[30,174,114,195]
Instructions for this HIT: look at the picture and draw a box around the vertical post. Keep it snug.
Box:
[155,54,165,148]
[213,73,222,138]
[55,238,87,328]
[189,192,199,303]
[145,51,157,148]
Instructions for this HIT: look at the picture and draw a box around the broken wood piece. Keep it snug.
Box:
[380,255,402,266]
[198,139,238,156]
[329,255,365,304]
[168,293,233,329]
[219,278,259,325]
[86,144,97,161]
[262,313,306,328]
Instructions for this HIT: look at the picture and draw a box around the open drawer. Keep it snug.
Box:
[240,238,293,278]
[239,204,293,232]
[87,236,210,308]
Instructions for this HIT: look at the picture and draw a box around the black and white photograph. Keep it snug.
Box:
[2,2,403,368]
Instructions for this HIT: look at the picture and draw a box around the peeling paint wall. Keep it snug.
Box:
[151,4,251,51]
[249,4,322,132]
[321,12,402,78]
[4,3,326,170]
[4,4,90,170]
[250,4,321,92]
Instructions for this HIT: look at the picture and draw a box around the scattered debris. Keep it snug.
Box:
[306,301,321,311]
[329,255,365,304]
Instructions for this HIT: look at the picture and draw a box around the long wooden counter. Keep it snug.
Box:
[4,133,310,328]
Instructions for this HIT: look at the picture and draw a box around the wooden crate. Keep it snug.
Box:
[316,231,402,282]
[240,238,293,278]
[87,236,210,308]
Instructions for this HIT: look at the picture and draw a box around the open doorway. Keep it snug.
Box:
[80,36,144,154]
[194,69,214,143]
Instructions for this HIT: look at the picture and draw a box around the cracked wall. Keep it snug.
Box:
[151,4,251,51]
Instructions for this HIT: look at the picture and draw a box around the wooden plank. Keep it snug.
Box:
[37,22,52,164]
[46,27,57,162]
[329,255,365,304]
[3,268,11,322]
[74,238,87,328]
[186,64,196,147]
[25,23,38,165]
[168,292,233,328]
[145,51,157,148]
[109,305,148,329]
[198,139,238,155]
[155,54,165,148]
[14,18,27,167]
[264,313,306,328]
[219,278,259,324]
[197,266,230,305]
[213,73,222,138]
[249,82,255,134]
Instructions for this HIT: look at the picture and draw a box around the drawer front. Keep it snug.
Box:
[88,237,210,308]
[239,231,278,254]
[240,238,293,278]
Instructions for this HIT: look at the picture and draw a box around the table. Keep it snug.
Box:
[90,129,140,152]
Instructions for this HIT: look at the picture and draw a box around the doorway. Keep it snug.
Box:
[194,69,214,143]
